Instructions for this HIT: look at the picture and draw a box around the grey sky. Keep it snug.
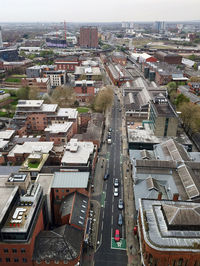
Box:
[1,0,200,22]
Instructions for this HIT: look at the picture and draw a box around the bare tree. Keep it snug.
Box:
[51,86,76,107]
[94,86,113,113]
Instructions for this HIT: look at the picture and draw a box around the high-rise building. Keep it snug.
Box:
[80,26,98,48]
[153,21,165,33]
[0,26,3,49]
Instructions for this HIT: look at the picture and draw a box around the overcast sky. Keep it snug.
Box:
[1,0,200,22]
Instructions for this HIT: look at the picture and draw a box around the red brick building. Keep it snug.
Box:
[138,198,200,266]
[74,80,96,103]
[154,51,182,65]
[55,56,80,72]
[111,51,127,66]
[21,77,51,95]
[80,26,98,48]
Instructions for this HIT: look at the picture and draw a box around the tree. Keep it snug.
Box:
[16,86,29,100]
[93,86,113,113]
[193,63,198,71]
[29,87,39,100]
[179,103,200,134]
[175,93,189,108]
[167,81,177,91]
[51,86,76,107]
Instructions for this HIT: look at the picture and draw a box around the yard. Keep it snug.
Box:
[77,107,90,113]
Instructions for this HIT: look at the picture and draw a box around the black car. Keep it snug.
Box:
[104,174,110,180]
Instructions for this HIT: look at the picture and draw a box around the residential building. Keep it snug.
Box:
[0,183,45,265]
[43,69,67,88]
[26,65,55,78]
[21,77,51,95]
[5,172,31,194]
[55,56,80,72]
[44,122,74,145]
[74,80,96,103]
[74,66,102,81]
[61,138,95,172]
[148,95,178,137]
[138,198,200,266]
[13,100,78,134]
[80,26,98,48]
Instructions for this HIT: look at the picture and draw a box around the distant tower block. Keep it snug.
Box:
[0,26,3,49]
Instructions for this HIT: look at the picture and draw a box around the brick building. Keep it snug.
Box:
[111,51,127,66]
[80,26,98,48]
[44,122,74,145]
[21,77,51,95]
[74,80,96,103]
[188,82,200,96]
[0,183,46,266]
[55,56,80,72]
[154,51,182,65]
[138,198,200,266]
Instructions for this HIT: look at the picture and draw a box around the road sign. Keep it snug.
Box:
[111,238,126,250]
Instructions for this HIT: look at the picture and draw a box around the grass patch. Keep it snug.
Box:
[77,107,90,113]
[11,74,26,78]
[0,111,14,118]
[28,161,40,168]
[5,78,21,83]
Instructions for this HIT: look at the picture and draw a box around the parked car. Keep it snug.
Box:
[114,187,119,197]
[114,178,119,187]
[114,229,120,242]
[108,127,112,132]
[104,174,109,180]
[127,122,130,125]
[131,122,134,125]
[118,214,123,226]
[118,199,124,210]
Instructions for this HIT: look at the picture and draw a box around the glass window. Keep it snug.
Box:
[22,258,27,263]
[4,249,8,253]
[21,249,26,253]
[12,249,17,253]
[14,258,19,262]
[6,258,10,262]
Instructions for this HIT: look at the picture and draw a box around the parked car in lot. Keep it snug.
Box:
[104,174,109,180]
[114,178,119,187]
[118,199,124,210]
[108,127,112,132]
[114,187,119,197]
[118,214,123,226]
[114,229,120,242]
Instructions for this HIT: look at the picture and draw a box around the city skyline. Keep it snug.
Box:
[1,0,200,22]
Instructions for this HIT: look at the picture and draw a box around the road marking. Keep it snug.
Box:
[101,191,106,208]
[101,220,104,231]
[111,215,113,226]
[112,203,114,214]
[111,238,126,250]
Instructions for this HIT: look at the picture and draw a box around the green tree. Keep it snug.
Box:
[16,86,30,100]
[167,81,177,91]
[175,93,189,108]
[193,63,198,71]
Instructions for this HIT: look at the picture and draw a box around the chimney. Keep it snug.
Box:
[158,192,162,200]
[173,193,179,201]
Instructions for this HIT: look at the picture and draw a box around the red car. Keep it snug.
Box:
[114,229,120,242]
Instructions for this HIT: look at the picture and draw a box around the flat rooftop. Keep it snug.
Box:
[0,129,15,140]
[61,139,94,165]
[8,141,54,157]
[152,101,177,117]
[17,100,44,108]
[57,108,78,119]
[36,173,54,196]
[52,172,89,188]
[45,122,73,134]
[41,104,58,113]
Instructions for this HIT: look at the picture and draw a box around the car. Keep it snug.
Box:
[104,174,109,180]
[114,187,119,197]
[107,134,111,139]
[127,122,130,125]
[118,214,123,226]
[114,178,119,187]
[108,131,111,136]
[114,229,120,242]
[108,127,112,132]
[119,109,122,112]
[131,122,134,125]
[118,199,124,210]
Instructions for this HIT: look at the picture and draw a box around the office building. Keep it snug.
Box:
[0,26,3,49]
[80,27,98,48]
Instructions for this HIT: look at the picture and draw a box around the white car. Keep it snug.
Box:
[114,187,119,197]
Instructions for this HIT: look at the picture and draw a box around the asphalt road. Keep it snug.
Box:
[94,93,128,266]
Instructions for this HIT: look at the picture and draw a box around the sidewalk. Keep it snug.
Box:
[119,91,141,266]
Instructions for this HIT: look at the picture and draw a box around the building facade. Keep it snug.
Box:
[80,27,98,48]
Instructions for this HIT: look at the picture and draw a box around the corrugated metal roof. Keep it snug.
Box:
[52,172,89,188]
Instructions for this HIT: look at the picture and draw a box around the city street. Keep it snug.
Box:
[94,93,128,266]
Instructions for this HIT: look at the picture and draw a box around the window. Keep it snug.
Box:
[22,258,27,263]
[4,249,8,253]
[21,249,26,253]
[66,189,69,193]
[12,249,17,253]
[62,189,64,193]
[6,258,10,262]
[14,258,19,262]
[0,258,2,262]
[178,259,184,266]
[56,195,59,200]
